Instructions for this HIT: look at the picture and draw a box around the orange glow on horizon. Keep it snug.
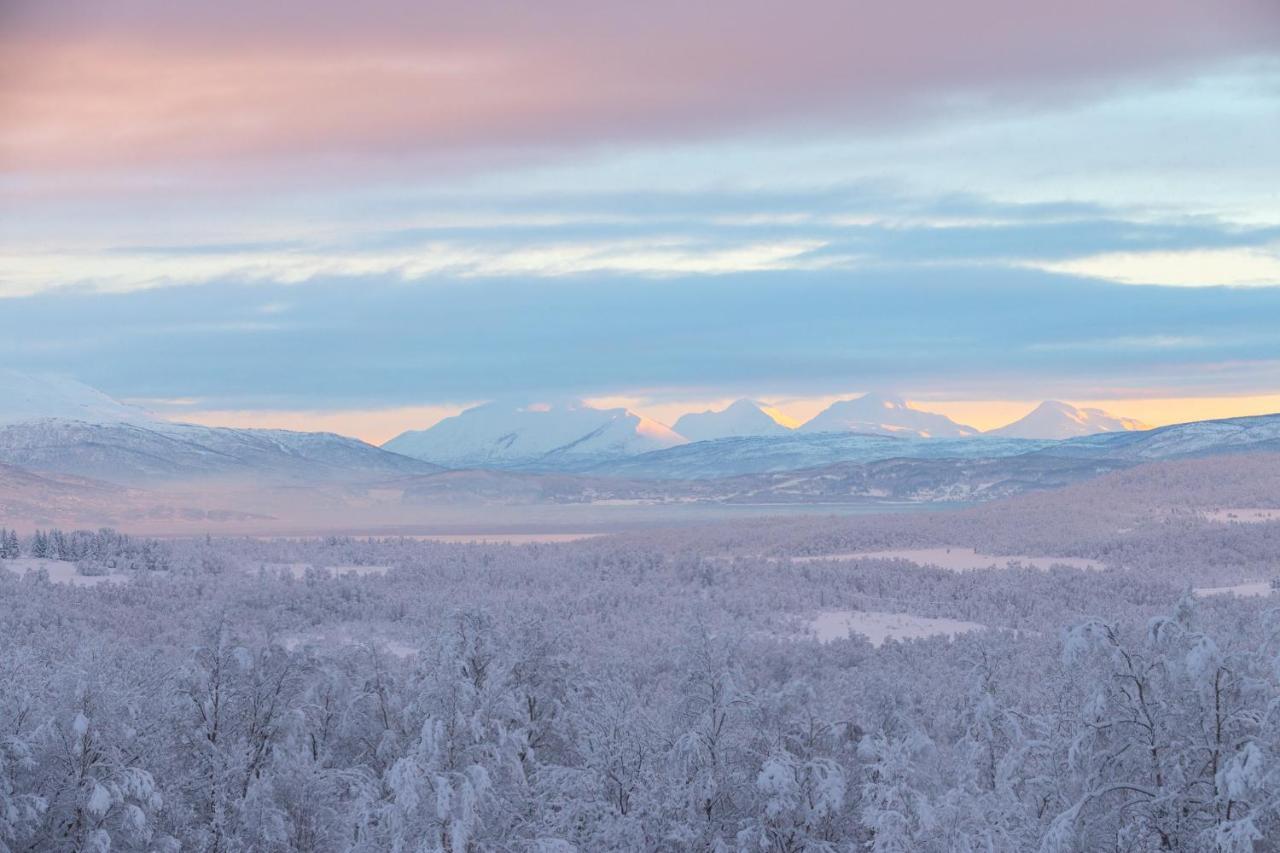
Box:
[165,403,472,446]
[160,393,1280,445]
[923,395,1280,432]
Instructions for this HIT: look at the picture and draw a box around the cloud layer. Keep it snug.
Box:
[2,1,1279,425]
[4,0,1279,179]
[3,266,1279,412]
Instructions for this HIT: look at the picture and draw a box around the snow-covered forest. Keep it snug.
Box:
[4,483,1280,852]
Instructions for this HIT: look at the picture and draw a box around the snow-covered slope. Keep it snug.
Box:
[0,419,441,485]
[1047,412,1280,461]
[0,371,441,485]
[587,432,1052,479]
[988,401,1147,439]
[673,399,794,441]
[799,392,979,438]
[383,400,687,469]
[0,369,155,426]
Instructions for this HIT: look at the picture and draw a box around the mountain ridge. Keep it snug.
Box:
[988,400,1147,439]
[384,400,686,468]
[673,399,794,441]
[798,392,979,438]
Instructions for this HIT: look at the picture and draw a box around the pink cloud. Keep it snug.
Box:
[2,0,1277,179]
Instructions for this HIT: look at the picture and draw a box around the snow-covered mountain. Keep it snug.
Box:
[587,432,1051,479]
[0,419,441,486]
[988,401,1147,439]
[672,399,794,441]
[383,400,687,469]
[799,392,979,438]
[0,371,441,485]
[0,369,155,426]
[1047,412,1280,461]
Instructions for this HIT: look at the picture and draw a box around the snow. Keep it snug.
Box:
[798,392,978,438]
[281,625,418,658]
[0,416,437,486]
[1194,581,1273,598]
[1202,508,1280,524]
[1,558,134,586]
[87,783,113,816]
[406,532,602,543]
[0,369,155,427]
[383,400,687,468]
[792,547,1100,572]
[803,609,986,645]
[673,399,794,441]
[589,432,1050,479]
[1058,413,1280,461]
[258,562,391,578]
[987,400,1146,439]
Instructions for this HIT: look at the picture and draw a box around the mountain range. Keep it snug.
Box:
[382,394,1144,467]
[0,371,1274,531]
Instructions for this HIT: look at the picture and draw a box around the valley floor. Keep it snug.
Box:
[3,465,1280,850]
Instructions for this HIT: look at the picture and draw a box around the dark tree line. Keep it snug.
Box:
[0,527,172,572]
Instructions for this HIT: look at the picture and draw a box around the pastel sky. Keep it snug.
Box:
[2,0,1279,441]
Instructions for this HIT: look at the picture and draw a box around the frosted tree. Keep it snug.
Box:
[354,612,530,852]
[1043,594,1280,850]
[0,728,44,851]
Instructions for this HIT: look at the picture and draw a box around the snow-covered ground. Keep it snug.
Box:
[803,609,986,645]
[1202,508,1279,524]
[1,557,134,586]
[1193,581,1273,598]
[792,547,1100,572]
[258,563,391,578]
[407,532,603,543]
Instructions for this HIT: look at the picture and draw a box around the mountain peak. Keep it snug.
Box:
[0,369,156,427]
[384,399,686,468]
[988,401,1148,439]
[799,392,978,438]
[673,399,794,442]
[858,391,909,409]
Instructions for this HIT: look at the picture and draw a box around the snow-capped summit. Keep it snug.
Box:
[798,392,979,438]
[383,400,687,469]
[987,400,1147,439]
[673,399,795,442]
[0,369,156,427]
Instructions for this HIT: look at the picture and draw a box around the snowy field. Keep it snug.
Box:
[1202,508,1280,524]
[405,532,602,543]
[0,557,135,586]
[792,546,1101,571]
[1193,581,1274,598]
[802,609,986,645]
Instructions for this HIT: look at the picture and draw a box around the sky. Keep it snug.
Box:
[2,0,1279,443]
